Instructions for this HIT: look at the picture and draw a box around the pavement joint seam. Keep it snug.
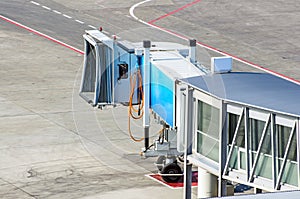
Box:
[0,177,38,198]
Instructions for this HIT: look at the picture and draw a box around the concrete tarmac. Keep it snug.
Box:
[0,18,185,199]
[0,0,299,198]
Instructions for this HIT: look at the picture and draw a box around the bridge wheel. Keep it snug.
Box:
[161,163,182,183]
[156,156,166,171]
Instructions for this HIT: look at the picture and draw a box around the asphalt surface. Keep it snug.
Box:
[0,0,299,198]
[1,0,299,76]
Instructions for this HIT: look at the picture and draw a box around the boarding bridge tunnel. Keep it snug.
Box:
[182,72,300,195]
[79,30,300,198]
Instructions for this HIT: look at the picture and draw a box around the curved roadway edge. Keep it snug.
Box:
[129,0,300,85]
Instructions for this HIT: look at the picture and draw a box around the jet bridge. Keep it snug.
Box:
[182,71,300,196]
[80,30,139,105]
[80,30,205,184]
[79,29,300,198]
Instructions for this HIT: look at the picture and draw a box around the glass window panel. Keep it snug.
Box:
[281,161,298,187]
[198,101,219,139]
[288,132,297,161]
[227,112,245,148]
[261,125,271,155]
[228,146,238,169]
[197,132,203,153]
[239,151,246,170]
[197,132,219,162]
[276,124,294,159]
[254,154,272,179]
[249,118,265,151]
[252,151,257,165]
[236,126,245,148]
[227,112,245,170]
[227,113,238,144]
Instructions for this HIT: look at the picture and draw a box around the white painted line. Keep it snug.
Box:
[53,10,61,15]
[30,1,40,6]
[63,14,72,19]
[88,25,97,29]
[75,19,84,24]
[0,15,84,55]
[130,0,186,40]
[129,0,300,85]
[42,6,51,10]
[129,0,151,21]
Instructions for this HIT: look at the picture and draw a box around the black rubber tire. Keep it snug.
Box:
[161,163,182,183]
[156,156,166,171]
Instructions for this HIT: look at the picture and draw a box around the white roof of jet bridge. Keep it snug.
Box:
[181,72,300,118]
[150,51,206,79]
[117,40,207,79]
[118,41,207,79]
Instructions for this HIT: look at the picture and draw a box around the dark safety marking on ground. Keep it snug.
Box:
[145,171,198,189]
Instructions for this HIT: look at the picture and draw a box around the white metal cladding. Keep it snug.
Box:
[150,51,206,80]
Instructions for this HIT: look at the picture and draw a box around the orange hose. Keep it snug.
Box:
[128,69,144,142]
[127,69,165,143]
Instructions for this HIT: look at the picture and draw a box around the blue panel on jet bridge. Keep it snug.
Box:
[150,63,174,127]
[149,51,206,128]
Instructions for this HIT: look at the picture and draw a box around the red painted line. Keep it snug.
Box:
[147,172,198,189]
[0,15,84,55]
[148,0,202,24]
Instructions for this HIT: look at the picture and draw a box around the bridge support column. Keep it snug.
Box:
[143,40,151,149]
[197,167,218,198]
